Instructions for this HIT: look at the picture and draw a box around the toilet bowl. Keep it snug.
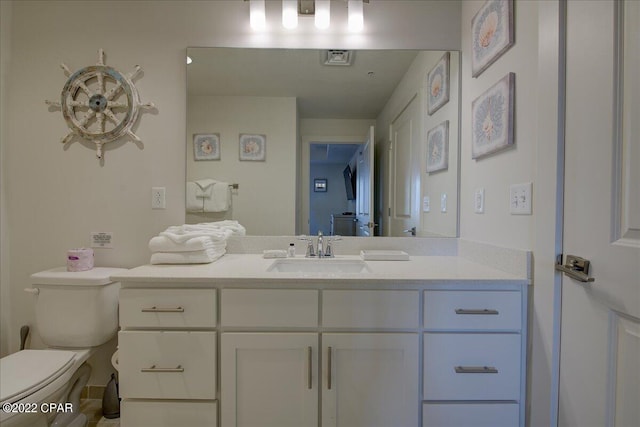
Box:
[0,267,127,427]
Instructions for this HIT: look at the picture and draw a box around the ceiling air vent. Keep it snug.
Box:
[323,50,354,66]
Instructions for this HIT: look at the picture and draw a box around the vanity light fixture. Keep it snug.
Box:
[247,0,367,31]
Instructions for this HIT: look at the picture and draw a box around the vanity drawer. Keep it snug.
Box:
[323,290,419,329]
[119,288,216,328]
[424,333,521,400]
[118,331,216,399]
[423,403,519,427]
[221,289,318,327]
[122,400,217,427]
[424,290,521,330]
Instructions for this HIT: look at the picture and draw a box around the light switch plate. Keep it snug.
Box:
[423,196,430,212]
[474,188,485,213]
[440,193,447,213]
[510,182,532,215]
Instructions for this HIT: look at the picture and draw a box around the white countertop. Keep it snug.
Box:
[111,254,528,285]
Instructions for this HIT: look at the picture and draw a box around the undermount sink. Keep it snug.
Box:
[267,258,372,274]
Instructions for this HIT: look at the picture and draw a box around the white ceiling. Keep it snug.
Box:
[187,47,420,119]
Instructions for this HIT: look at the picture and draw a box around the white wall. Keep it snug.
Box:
[0,0,12,358]
[460,2,560,427]
[376,51,460,237]
[186,95,297,235]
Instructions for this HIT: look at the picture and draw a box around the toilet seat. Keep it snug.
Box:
[0,350,76,404]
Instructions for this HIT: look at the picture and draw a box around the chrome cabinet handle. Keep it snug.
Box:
[141,364,184,373]
[455,308,499,315]
[307,346,313,390]
[141,306,184,313]
[454,366,498,374]
[327,346,333,390]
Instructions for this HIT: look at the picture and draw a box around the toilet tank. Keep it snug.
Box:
[29,267,128,348]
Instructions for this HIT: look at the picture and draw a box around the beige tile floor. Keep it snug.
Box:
[79,398,120,427]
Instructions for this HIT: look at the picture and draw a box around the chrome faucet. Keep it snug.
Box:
[317,232,325,258]
[298,232,341,258]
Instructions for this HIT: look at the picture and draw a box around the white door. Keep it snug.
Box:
[221,333,318,427]
[321,333,419,427]
[558,2,640,427]
[389,95,421,236]
[356,126,375,236]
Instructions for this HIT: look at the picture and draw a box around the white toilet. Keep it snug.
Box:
[0,267,126,427]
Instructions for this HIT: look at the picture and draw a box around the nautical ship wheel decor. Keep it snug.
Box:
[45,49,155,160]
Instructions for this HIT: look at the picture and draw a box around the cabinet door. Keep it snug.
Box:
[221,333,318,427]
[321,333,419,427]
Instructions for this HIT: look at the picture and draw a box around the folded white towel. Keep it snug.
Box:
[198,220,247,236]
[160,225,233,244]
[195,179,216,199]
[150,248,225,265]
[149,235,226,253]
[263,250,288,259]
[203,181,230,212]
[186,182,204,212]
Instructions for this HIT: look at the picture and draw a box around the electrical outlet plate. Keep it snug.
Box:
[152,187,166,209]
[440,193,447,213]
[510,182,532,215]
[474,188,485,213]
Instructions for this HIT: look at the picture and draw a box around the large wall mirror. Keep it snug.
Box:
[186,47,460,237]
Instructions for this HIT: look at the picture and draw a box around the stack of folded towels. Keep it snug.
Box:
[149,220,246,265]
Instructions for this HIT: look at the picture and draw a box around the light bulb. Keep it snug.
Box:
[282,0,298,29]
[250,0,266,30]
[348,0,364,32]
[315,0,330,29]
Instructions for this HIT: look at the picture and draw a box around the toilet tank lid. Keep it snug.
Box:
[31,267,129,286]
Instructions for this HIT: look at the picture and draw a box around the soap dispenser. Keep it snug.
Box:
[288,243,296,257]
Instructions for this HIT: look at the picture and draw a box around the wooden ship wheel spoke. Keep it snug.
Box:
[45,49,155,160]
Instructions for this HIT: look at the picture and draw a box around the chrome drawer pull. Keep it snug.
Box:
[307,346,313,390]
[141,306,185,313]
[141,364,184,373]
[454,366,498,374]
[327,346,333,390]
[455,308,499,315]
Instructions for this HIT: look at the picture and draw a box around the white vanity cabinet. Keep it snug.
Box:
[115,258,529,427]
[422,290,527,427]
[118,288,218,427]
[220,288,420,427]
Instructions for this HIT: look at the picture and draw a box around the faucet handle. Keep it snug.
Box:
[324,236,341,258]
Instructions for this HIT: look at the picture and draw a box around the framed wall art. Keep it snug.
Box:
[314,178,328,192]
[472,72,515,159]
[427,52,450,115]
[193,133,221,161]
[471,0,515,78]
[426,120,449,173]
[239,133,266,161]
